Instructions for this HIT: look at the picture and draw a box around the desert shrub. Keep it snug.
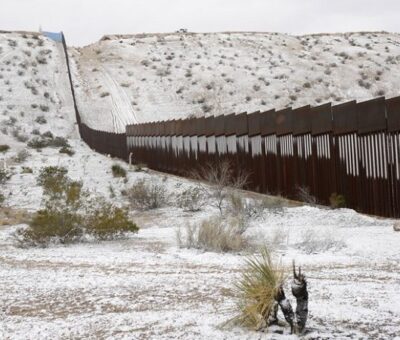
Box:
[0,168,11,184]
[202,104,213,113]
[228,194,265,221]
[111,164,126,178]
[15,206,83,247]
[35,115,47,124]
[42,131,53,138]
[84,200,138,240]
[15,169,138,247]
[37,166,69,195]
[100,92,110,98]
[28,134,69,149]
[27,137,47,149]
[36,55,47,64]
[12,128,28,142]
[51,136,69,147]
[177,186,205,212]
[21,166,33,174]
[232,248,284,329]
[59,146,75,156]
[329,193,346,209]
[0,192,4,206]
[191,161,249,214]
[134,163,147,172]
[39,105,49,112]
[298,228,346,254]
[0,144,10,153]
[128,178,167,210]
[296,186,317,205]
[176,216,249,252]
[13,149,30,163]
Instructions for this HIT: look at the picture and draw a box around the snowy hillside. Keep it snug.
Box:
[70,31,400,132]
[0,31,76,139]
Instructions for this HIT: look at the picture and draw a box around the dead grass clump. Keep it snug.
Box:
[176,216,249,253]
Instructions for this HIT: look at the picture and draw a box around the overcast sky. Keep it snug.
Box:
[2,0,400,46]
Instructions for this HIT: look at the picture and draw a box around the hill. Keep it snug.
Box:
[70,31,400,132]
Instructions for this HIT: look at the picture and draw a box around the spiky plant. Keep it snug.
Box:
[233,247,285,330]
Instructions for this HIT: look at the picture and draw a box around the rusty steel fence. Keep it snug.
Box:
[61,32,127,161]
[126,96,400,218]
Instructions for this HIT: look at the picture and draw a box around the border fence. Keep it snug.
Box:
[59,32,399,218]
[126,96,400,218]
[60,32,127,160]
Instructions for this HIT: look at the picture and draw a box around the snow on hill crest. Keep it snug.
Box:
[71,31,400,132]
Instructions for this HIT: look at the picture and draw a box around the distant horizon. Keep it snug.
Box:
[2,0,400,46]
[2,28,400,47]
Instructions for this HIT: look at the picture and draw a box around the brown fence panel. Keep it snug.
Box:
[260,109,277,195]
[125,95,397,218]
[311,103,334,205]
[293,105,313,197]
[332,100,359,211]
[386,96,400,218]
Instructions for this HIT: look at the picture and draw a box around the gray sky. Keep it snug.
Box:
[2,0,400,46]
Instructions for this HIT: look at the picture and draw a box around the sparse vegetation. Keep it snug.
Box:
[13,149,30,163]
[296,186,317,205]
[298,228,346,254]
[128,178,167,210]
[329,193,346,209]
[35,115,47,124]
[59,146,75,156]
[177,186,205,212]
[176,216,249,252]
[0,144,10,153]
[191,161,249,214]
[14,167,138,247]
[111,164,126,178]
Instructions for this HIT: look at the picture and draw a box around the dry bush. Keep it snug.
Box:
[190,160,249,214]
[128,178,167,210]
[228,194,267,220]
[296,186,317,205]
[176,216,249,253]
[298,228,346,254]
[0,168,11,184]
[13,150,30,163]
[232,247,284,330]
[177,186,205,212]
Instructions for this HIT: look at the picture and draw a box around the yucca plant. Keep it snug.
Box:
[233,247,285,330]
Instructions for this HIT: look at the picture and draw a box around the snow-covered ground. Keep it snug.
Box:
[70,31,400,132]
[1,31,400,339]
[1,206,399,339]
